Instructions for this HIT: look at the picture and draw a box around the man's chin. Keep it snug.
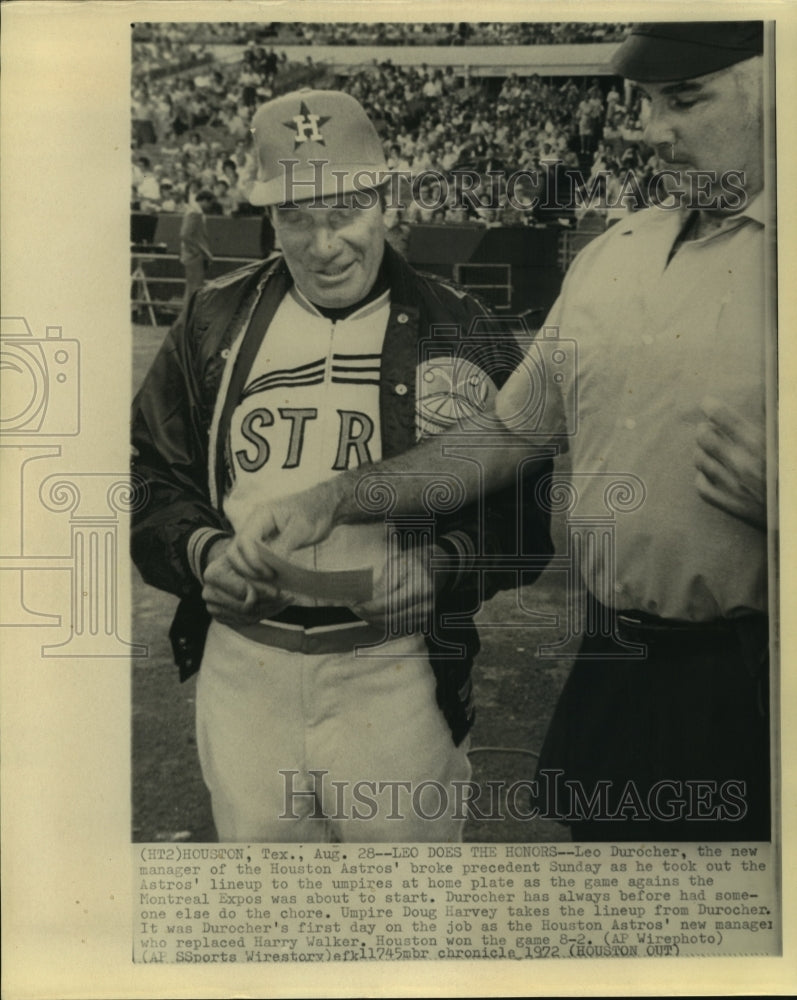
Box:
[305,275,370,309]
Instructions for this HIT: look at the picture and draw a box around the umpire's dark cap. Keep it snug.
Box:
[611,21,764,82]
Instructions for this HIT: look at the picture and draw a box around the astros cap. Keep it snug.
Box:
[248,88,389,206]
[611,21,763,82]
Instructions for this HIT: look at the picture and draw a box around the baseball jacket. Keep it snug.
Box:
[131,243,554,744]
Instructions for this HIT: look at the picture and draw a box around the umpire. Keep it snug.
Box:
[131,89,553,842]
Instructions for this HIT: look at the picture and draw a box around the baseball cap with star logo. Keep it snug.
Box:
[248,88,389,206]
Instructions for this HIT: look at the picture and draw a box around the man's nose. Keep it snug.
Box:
[643,108,676,155]
[308,222,343,260]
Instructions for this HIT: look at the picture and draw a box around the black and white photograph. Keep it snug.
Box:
[3,2,797,997]
[130,19,775,843]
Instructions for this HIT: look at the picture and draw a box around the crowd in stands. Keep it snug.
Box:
[131,34,321,206]
[133,21,629,48]
[132,22,658,232]
[132,33,213,81]
[251,22,629,46]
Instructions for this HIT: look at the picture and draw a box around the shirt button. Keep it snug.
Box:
[624,417,636,430]
[395,383,408,395]
[221,348,231,359]
[397,313,409,324]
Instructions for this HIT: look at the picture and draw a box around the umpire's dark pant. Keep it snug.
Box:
[532,610,771,841]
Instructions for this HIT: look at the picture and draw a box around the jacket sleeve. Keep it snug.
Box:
[131,299,230,599]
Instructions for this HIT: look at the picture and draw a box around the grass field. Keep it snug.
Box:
[131,322,575,843]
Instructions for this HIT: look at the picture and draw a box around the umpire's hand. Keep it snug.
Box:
[352,541,445,637]
[227,480,341,581]
[694,396,767,531]
[202,537,290,626]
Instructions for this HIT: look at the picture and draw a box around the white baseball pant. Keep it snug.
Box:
[196,620,472,842]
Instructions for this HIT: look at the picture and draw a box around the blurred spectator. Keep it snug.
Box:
[179,188,214,304]
[605,82,621,121]
[182,131,208,163]
[159,178,179,212]
[603,111,625,158]
[135,156,161,211]
[218,160,247,213]
[212,178,233,215]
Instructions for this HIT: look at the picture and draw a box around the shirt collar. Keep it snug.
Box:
[738,191,765,227]
[289,284,390,323]
[690,189,766,232]
[618,189,766,241]
[691,190,766,241]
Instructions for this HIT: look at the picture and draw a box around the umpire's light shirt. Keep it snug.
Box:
[496,195,768,621]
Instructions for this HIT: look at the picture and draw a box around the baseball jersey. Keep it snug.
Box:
[222,285,390,593]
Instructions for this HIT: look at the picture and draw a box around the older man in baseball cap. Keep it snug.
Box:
[131,88,553,842]
[234,25,774,842]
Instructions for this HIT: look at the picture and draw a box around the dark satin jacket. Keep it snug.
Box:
[131,244,554,743]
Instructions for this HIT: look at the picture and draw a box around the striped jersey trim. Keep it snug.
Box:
[331,377,381,386]
[331,353,382,385]
[187,527,230,582]
[239,353,383,398]
[241,358,327,399]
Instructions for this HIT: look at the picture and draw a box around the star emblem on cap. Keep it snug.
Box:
[283,101,331,148]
